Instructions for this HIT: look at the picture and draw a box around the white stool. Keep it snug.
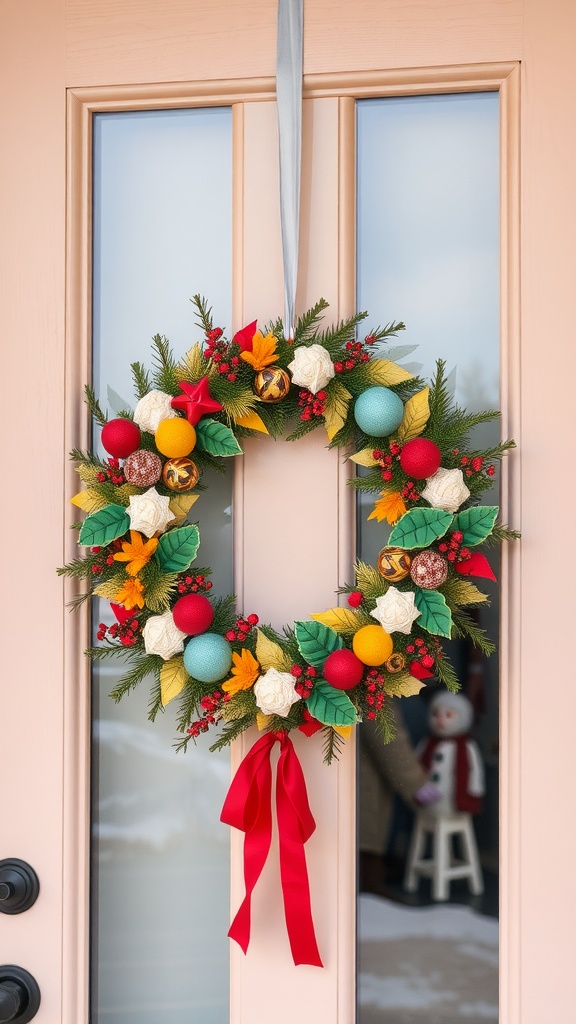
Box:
[404,811,484,901]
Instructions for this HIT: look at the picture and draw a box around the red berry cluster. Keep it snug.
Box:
[438,530,471,563]
[90,538,124,575]
[176,572,214,596]
[363,669,386,720]
[187,691,225,738]
[453,450,495,478]
[334,338,372,373]
[96,615,140,646]
[204,328,240,383]
[224,613,259,644]
[291,664,318,698]
[298,389,327,421]
[96,457,125,485]
[405,636,436,670]
[373,441,402,484]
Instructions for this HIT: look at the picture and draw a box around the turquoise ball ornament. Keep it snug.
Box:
[183,633,232,683]
[353,387,404,437]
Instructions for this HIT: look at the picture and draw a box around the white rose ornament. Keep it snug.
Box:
[371,587,421,634]
[133,389,178,433]
[422,467,471,513]
[128,487,175,538]
[254,668,300,718]
[287,344,335,394]
[142,610,187,660]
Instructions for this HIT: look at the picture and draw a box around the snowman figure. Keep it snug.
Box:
[418,691,485,816]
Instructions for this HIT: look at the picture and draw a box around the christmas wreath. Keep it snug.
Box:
[60,295,517,762]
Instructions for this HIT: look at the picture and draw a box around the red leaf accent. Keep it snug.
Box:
[408,661,435,681]
[110,602,134,624]
[298,709,323,737]
[233,320,258,351]
[456,552,497,581]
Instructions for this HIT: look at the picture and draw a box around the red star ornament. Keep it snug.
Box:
[170,377,223,425]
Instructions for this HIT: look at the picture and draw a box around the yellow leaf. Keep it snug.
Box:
[240,331,279,371]
[236,409,269,434]
[169,492,199,525]
[324,382,352,441]
[160,657,189,706]
[367,358,414,386]
[334,725,353,739]
[368,490,407,525]
[396,386,430,443]
[349,448,379,467]
[257,712,272,731]
[310,607,361,633]
[384,673,425,698]
[446,580,489,606]
[94,573,125,598]
[255,629,291,672]
[71,489,109,513]
[324,405,346,442]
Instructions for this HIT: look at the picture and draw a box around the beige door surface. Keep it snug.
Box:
[2,1,576,1022]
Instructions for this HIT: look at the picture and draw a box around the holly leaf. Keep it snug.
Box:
[255,629,291,672]
[384,673,425,697]
[367,358,414,385]
[455,552,497,581]
[195,417,243,457]
[235,409,269,434]
[452,506,499,546]
[71,488,109,514]
[168,492,199,525]
[310,607,362,633]
[160,657,188,706]
[294,620,344,668]
[79,504,130,546]
[388,507,453,549]
[349,448,379,467]
[396,386,430,443]
[156,525,200,573]
[414,589,453,638]
[305,680,357,727]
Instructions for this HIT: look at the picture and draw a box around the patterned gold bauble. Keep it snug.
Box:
[254,367,291,402]
[385,653,406,674]
[377,547,412,582]
[162,457,200,492]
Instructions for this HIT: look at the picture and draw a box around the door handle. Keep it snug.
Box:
[0,967,40,1023]
[0,861,39,915]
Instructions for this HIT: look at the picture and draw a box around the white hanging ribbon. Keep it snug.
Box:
[276,0,303,339]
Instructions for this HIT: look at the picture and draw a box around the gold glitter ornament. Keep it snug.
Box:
[385,653,406,674]
[254,367,291,402]
[162,457,200,492]
[377,547,412,582]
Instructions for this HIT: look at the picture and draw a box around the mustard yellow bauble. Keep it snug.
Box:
[155,417,196,458]
[352,625,393,667]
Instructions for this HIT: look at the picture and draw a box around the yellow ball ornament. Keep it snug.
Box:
[155,417,196,458]
[352,625,393,667]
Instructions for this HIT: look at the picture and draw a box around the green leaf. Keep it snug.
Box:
[452,506,499,547]
[79,504,130,546]
[306,680,357,727]
[388,508,453,550]
[414,589,453,638]
[294,620,343,668]
[195,417,243,457]
[156,525,200,573]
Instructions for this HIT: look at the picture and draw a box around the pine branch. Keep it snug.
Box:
[292,299,330,344]
[322,726,345,765]
[85,644,132,660]
[373,700,396,744]
[451,611,496,655]
[435,656,460,693]
[486,522,521,546]
[131,362,151,400]
[147,676,163,722]
[354,560,387,601]
[366,320,406,344]
[84,384,107,426]
[57,555,96,579]
[347,470,384,494]
[109,653,163,702]
[315,311,369,357]
[285,415,322,442]
[150,334,179,393]
[190,294,214,335]
[212,594,238,634]
[209,714,254,752]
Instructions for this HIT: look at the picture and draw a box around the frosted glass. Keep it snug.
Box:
[91,107,233,1024]
[356,94,500,1024]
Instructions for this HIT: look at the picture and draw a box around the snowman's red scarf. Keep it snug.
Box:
[420,734,481,814]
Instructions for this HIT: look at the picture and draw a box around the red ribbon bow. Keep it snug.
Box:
[220,730,323,967]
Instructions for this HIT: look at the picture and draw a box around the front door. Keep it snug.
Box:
[2,2,575,1022]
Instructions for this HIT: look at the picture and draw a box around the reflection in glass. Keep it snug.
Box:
[91,108,233,1024]
[356,93,500,1024]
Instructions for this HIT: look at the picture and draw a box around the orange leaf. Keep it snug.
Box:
[368,490,407,525]
[240,331,279,371]
[222,648,261,695]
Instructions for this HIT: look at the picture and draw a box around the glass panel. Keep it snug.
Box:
[91,107,233,1024]
[356,93,500,1023]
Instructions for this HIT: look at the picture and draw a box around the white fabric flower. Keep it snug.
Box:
[133,389,178,434]
[287,343,335,394]
[254,668,300,718]
[127,487,175,538]
[421,467,470,513]
[371,587,421,634]
[142,610,186,660]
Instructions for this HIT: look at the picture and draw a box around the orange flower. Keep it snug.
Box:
[113,530,159,576]
[114,577,145,610]
[368,490,407,525]
[240,331,279,371]
[222,648,261,696]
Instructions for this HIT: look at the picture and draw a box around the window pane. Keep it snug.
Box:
[91,107,233,1024]
[357,93,500,1024]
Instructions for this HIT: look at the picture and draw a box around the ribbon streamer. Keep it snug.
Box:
[221,730,323,967]
[276,0,304,339]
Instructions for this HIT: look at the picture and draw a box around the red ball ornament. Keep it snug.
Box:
[101,418,141,459]
[400,438,442,480]
[323,649,364,690]
[172,594,214,635]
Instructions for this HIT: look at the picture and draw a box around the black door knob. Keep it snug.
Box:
[0,861,39,915]
[0,968,40,1023]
